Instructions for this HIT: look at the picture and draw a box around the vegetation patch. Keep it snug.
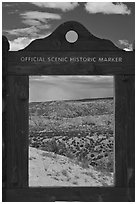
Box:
[29,98,114,175]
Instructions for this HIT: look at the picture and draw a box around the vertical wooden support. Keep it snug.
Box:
[2,36,10,199]
[6,75,29,188]
[115,75,135,200]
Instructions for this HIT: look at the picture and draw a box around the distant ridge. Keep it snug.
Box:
[29,97,113,104]
[64,97,113,103]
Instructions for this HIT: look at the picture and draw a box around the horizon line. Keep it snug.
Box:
[29,96,113,103]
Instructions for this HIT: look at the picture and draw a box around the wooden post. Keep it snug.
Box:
[2,36,10,200]
[115,74,135,201]
[6,76,29,188]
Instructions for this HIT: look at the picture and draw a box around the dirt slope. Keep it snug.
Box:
[29,147,113,187]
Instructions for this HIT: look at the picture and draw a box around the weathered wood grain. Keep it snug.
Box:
[6,76,29,188]
[2,36,10,198]
[5,187,132,202]
[115,75,135,200]
[8,51,135,75]
[20,21,122,51]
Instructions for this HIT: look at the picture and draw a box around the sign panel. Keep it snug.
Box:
[20,56,123,63]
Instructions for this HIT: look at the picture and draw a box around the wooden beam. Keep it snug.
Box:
[115,75,135,198]
[7,51,135,75]
[6,76,29,188]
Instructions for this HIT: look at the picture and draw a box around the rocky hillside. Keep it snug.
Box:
[29,98,113,119]
[29,98,114,186]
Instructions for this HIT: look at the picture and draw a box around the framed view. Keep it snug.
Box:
[2,18,135,201]
[29,75,114,187]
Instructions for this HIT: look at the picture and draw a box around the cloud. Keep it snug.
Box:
[9,34,51,51]
[30,2,79,12]
[20,11,61,31]
[5,26,40,37]
[118,39,133,51]
[22,19,42,26]
[29,76,113,87]
[123,48,131,51]
[85,2,131,15]
[2,3,17,7]
[4,11,61,37]
[21,19,55,30]
[7,9,19,14]
[63,76,113,88]
[29,76,114,102]
[9,37,34,51]
[21,11,61,23]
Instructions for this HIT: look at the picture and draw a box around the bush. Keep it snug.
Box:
[95,153,114,172]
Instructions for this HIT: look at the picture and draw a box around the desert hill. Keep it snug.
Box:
[29,98,114,186]
[29,97,113,119]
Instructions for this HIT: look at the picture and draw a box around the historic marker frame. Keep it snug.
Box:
[2,21,135,201]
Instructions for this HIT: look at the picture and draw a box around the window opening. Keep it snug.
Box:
[29,75,115,187]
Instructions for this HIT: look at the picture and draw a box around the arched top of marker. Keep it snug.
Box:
[20,21,122,51]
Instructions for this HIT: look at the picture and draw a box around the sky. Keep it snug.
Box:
[2,2,135,51]
[29,76,114,102]
[2,2,134,102]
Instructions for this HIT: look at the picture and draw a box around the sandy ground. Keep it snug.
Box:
[29,147,114,187]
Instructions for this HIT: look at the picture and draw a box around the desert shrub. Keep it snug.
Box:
[40,138,72,157]
[65,151,74,159]
[57,142,68,156]
[76,150,90,168]
[80,159,89,169]
[72,181,78,185]
[48,139,60,153]
[95,153,114,172]
[62,169,68,177]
